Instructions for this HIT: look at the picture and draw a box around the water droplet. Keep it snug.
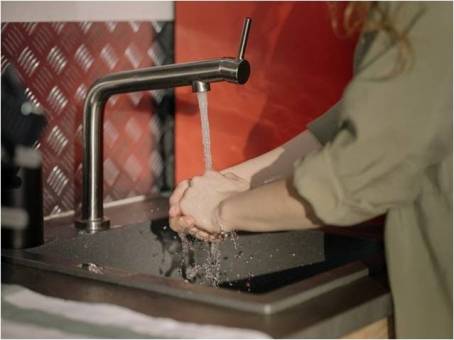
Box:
[234,250,244,259]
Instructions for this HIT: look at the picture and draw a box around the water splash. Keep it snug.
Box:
[229,230,240,251]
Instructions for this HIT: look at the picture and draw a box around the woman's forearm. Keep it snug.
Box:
[216,178,321,233]
[221,130,322,187]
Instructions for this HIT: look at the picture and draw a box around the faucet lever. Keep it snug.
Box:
[237,17,252,60]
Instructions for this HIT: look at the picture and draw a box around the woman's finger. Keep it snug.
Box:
[188,228,216,242]
[169,180,189,216]
[185,224,223,242]
[170,211,222,242]
[169,215,195,233]
[169,180,189,205]
[169,216,184,233]
[181,215,195,229]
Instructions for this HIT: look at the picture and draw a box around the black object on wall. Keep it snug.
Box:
[1,65,46,249]
[152,21,176,192]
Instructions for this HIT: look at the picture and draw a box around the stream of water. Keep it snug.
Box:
[198,91,222,286]
[170,91,245,287]
[197,91,213,171]
[176,91,221,287]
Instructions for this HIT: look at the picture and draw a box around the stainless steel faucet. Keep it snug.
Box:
[76,18,252,232]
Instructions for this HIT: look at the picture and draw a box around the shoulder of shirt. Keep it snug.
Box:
[354,2,449,76]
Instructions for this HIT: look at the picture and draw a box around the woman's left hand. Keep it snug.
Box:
[177,170,250,237]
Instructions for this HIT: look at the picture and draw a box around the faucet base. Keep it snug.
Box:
[75,217,110,233]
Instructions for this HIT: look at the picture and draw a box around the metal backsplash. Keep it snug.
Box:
[1,21,175,217]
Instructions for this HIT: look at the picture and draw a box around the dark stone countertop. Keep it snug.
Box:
[2,196,392,338]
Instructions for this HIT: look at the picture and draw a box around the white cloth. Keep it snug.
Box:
[1,284,270,339]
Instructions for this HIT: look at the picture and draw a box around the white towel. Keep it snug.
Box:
[1,284,270,339]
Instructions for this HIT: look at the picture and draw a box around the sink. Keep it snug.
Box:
[2,197,385,314]
[26,219,325,284]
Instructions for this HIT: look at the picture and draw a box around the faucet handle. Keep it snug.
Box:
[237,17,252,60]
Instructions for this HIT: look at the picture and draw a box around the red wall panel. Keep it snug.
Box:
[175,2,358,182]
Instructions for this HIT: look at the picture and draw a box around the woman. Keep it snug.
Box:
[169,2,452,338]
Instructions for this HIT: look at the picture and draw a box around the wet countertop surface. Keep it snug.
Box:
[2,196,392,338]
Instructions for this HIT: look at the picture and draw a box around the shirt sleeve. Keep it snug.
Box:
[293,3,452,225]
[307,101,341,145]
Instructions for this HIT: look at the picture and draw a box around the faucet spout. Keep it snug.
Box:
[192,81,211,93]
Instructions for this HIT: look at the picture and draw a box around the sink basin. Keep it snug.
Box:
[26,218,325,284]
[2,198,384,314]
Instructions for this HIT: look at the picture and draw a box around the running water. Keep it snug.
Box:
[176,91,240,288]
[197,92,212,170]
[197,91,222,286]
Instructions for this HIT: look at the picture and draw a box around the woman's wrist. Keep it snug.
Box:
[212,199,235,233]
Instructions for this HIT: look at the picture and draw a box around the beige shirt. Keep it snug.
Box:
[294,2,452,338]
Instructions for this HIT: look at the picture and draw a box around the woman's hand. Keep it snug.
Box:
[179,171,250,234]
[170,171,249,238]
[169,215,220,242]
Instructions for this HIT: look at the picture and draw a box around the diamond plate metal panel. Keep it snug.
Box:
[47,46,67,74]
[2,21,174,217]
[46,126,68,156]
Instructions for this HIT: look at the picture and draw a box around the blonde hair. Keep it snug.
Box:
[327,1,413,77]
